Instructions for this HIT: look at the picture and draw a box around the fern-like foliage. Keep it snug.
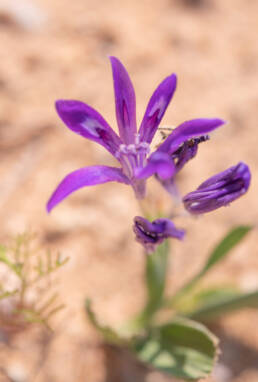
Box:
[0,232,68,331]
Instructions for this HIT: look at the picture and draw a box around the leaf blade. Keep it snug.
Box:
[165,225,252,307]
[202,225,252,273]
[188,289,258,322]
[133,317,218,380]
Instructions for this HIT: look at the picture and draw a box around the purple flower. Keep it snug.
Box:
[47,57,225,212]
[133,216,185,253]
[183,162,251,214]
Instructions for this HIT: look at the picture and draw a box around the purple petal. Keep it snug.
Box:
[135,152,175,180]
[156,177,181,200]
[172,138,199,172]
[109,56,137,144]
[183,162,251,214]
[197,162,250,191]
[139,74,177,144]
[47,166,130,213]
[133,216,185,253]
[158,118,225,154]
[56,100,122,157]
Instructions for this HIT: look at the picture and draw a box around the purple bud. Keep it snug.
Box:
[183,162,251,214]
[133,216,185,253]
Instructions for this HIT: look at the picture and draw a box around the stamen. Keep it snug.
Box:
[139,142,150,153]
[135,133,140,145]
[115,139,151,180]
[128,144,137,154]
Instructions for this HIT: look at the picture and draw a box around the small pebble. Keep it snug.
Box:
[0,0,47,31]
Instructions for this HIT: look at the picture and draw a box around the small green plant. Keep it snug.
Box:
[0,232,68,331]
[86,226,256,380]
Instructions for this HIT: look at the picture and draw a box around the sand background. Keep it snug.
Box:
[0,0,258,381]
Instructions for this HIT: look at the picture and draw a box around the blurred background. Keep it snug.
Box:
[0,0,257,381]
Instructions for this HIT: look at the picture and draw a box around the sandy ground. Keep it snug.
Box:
[0,0,258,381]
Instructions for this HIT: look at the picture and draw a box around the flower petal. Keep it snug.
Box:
[135,152,175,180]
[47,166,130,213]
[183,162,251,214]
[158,118,225,154]
[197,162,251,192]
[139,74,177,143]
[133,216,185,253]
[156,177,181,201]
[56,100,122,157]
[109,56,137,144]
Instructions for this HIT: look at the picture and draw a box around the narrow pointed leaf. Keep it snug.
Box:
[188,290,258,322]
[165,225,252,307]
[202,225,252,273]
[174,286,240,314]
[0,246,22,277]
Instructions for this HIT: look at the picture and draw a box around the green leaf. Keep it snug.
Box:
[165,226,251,307]
[85,299,124,345]
[202,225,252,273]
[16,308,52,330]
[133,317,218,380]
[0,289,18,300]
[174,285,240,314]
[188,289,258,322]
[192,286,240,303]
[0,246,9,265]
[0,246,23,278]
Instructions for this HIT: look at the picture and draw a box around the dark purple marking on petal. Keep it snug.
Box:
[139,74,177,144]
[133,216,185,253]
[183,162,251,214]
[56,100,122,157]
[109,56,137,144]
[47,165,130,213]
[158,118,225,155]
[135,152,175,180]
[172,139,199,172]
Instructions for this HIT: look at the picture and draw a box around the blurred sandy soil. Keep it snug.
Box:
[0,0,258,381]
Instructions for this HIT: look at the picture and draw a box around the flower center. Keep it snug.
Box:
[115,134,150,179]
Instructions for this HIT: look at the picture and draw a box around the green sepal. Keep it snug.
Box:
[132,316,218,380]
